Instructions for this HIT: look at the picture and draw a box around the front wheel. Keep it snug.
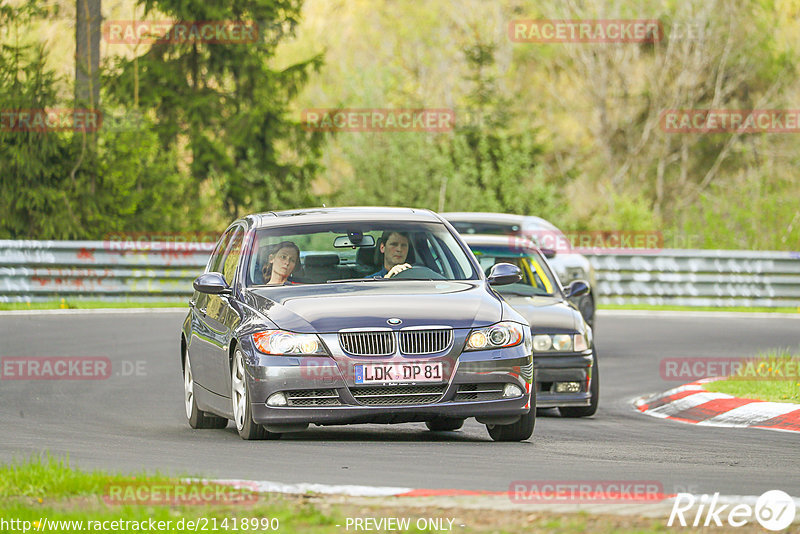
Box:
[231,348,280,440]
[559,352,599,418]
[184,354,227,429]
[486,390,536,442]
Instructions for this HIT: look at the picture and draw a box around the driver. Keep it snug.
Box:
[368,231,413,278]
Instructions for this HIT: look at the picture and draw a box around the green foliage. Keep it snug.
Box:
[330,31,564,222]
[105,0,324,220]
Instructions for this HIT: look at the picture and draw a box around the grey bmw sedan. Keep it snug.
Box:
[181,207,535,441]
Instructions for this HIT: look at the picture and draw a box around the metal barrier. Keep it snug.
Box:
[1,241,799,307]
[0,240,212,302]
[587,249,800,308]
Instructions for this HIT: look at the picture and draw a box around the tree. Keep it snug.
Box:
[105,0,324,219]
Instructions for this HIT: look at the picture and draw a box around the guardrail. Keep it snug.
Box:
[0,240,212,302]
[587,249,800,308]
[1,241,799,307]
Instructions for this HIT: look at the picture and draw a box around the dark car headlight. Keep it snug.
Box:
[532,333,588,352]
[252,330,327,355]
[465,322,526,351]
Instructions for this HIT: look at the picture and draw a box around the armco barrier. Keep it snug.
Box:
[0,240,212,302]
[586,249,800,308]
[0,241,799,307]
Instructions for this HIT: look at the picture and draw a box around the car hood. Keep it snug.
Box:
[242,281,505,333]
[497,294,579,333]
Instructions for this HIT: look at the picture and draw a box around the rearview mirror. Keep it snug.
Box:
[193,272,232,295]
[487,263,522,286]
[334,234,376,248]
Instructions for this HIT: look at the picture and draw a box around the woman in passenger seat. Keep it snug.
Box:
[262,241,300,285]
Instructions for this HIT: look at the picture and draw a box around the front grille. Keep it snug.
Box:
[399,329,453,354]
[350,384,446,406]
[454,383,505,402]
[339,331,395,356]
[285,389,341,407]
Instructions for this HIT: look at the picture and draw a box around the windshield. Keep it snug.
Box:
[245,221,478,286]
[469,245,560,297]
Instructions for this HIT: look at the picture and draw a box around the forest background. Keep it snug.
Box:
[1,0,799,251]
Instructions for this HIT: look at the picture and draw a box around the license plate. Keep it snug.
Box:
[354,362,443,384]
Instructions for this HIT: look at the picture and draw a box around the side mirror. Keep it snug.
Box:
[193,272,232,295]
[565,280,590,298]
[487,263,522,286]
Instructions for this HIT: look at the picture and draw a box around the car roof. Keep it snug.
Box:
[461,234,541,255]
[243,207,443,229]
[441,211,559,231]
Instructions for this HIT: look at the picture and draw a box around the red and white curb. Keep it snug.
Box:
[635,378,800,433]
[196,478,800,523]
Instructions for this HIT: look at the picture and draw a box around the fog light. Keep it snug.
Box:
[266,392,288,407]
[503,383,523,398]
[555,382,581,393]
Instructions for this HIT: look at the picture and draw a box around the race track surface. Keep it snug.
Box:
[1,310,798,497]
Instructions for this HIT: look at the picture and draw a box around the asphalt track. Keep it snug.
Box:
[1,310,798,497]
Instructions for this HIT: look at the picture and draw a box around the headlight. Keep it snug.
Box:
[532,334,589,352]
[574,333,588,351]
[465,322,525,351]
[252,330,327,355]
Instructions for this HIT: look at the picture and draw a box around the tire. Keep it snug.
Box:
[486,389,536,442]
[425,418,465,431]
[231,348,280,440]
[559,352,599,418]
[184,354,227,429]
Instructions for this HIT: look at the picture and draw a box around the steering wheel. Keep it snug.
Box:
[390,266,447,280]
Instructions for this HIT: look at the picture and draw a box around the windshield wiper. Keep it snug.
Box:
[325,278,385,283]
[499,290,552,297]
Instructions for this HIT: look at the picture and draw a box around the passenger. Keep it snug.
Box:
[262,241,300,285]
[369,231,412,278]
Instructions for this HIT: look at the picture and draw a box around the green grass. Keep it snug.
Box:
[703,348,800,403]
[0,300,185,310]
[598,303,800,313]
[0,455,684,533]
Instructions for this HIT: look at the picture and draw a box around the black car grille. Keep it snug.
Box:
[285,389,341,407]
[338,331,395,356]
[399,329,453,354]
[339,329,453,356]
[454,383,506,402]
[350,384,446,405]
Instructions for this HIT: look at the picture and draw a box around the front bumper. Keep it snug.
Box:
[244,345,533,427]
[534,351,594,408]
